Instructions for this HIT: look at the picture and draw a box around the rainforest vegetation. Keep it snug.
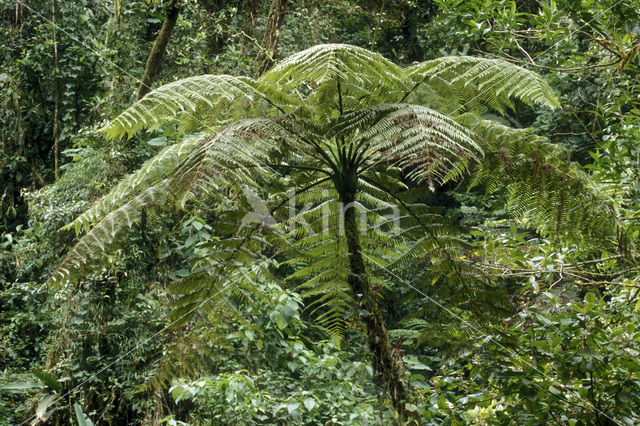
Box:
[1,0,640,424]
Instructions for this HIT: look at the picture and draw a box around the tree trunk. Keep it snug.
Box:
[51,0,60,180]
[339,186,417,425]
[137,2,180,100]
[255,0,288,76]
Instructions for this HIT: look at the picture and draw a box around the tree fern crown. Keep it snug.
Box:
[50,44,569,340]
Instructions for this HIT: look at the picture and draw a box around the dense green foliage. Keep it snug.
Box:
[1,0,639,424]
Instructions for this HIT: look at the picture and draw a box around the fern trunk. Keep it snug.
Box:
[340,189,416,425]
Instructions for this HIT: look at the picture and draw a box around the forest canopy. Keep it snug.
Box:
[1,0,639,424]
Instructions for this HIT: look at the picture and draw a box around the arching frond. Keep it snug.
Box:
[273,188,350,335]
[53,118,326,287]
[48,180,173,286]
[354,104,483,185]
[171,118,329,207]
[466,116,615,239]
[64,135,202,234]
[101,75,271,139]
[406,56,560,113]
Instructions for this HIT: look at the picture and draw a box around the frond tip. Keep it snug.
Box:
[47,180,172,287]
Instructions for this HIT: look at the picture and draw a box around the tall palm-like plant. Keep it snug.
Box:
[51,44,611,422]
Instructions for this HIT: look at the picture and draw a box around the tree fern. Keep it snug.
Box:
[48,43,621,422]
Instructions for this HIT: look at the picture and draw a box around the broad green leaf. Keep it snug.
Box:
[303,397,316,411]
[0,381,43,392]
[74,402,95,426]
[32,369,62,393]
[36,394,57,420]
[286,401,299,415]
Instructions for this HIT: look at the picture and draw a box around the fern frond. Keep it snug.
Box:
[102,75,270,139]
[276,185,408,337]
[466,117,615,239]
[355,104,483,185]
[64,135,202,234]
[54,118,312,287]
[260,44,409,120]
[406,56,560,113]
[172,117,329,206]
[48,180,173,286]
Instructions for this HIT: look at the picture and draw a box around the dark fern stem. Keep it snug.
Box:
[339,178,419,425]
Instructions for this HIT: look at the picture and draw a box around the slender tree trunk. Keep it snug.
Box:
[339,184,417,425]
[51,0,60,180]
[137,2,180,100]
[255,0,288,76]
